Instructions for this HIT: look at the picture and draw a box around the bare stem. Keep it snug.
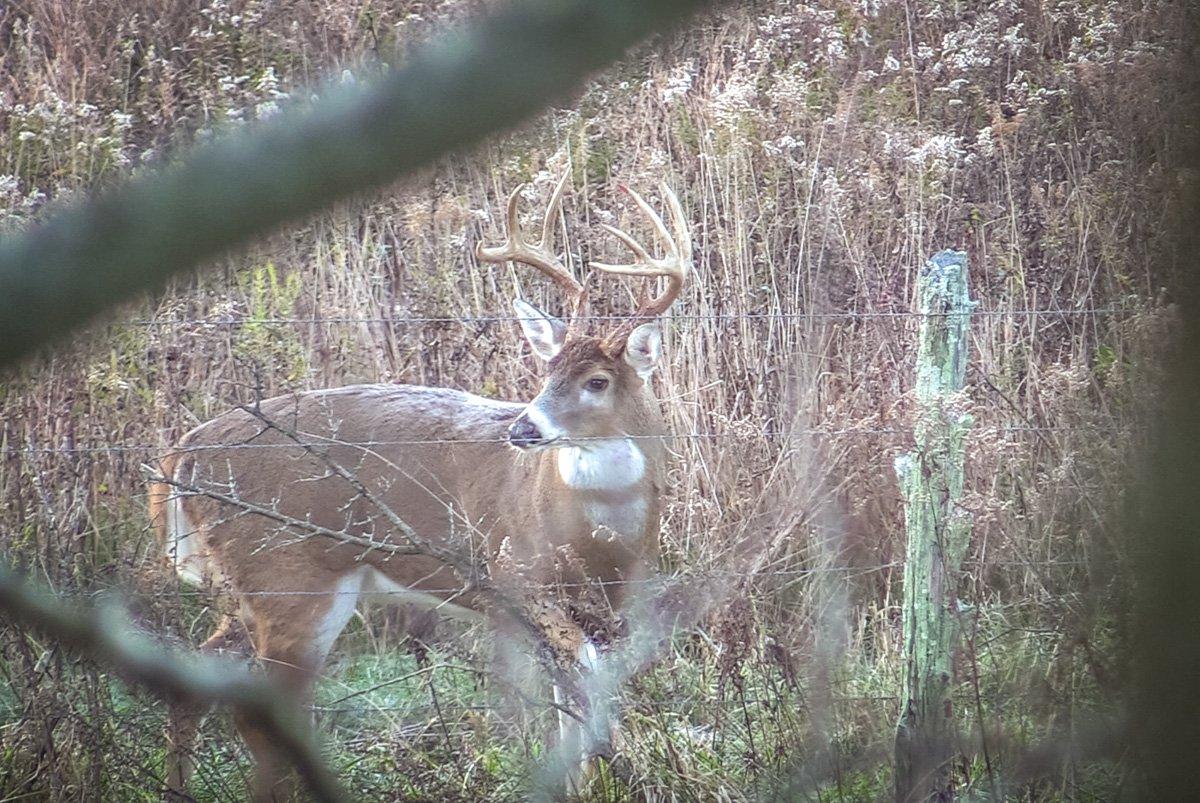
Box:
[0,0,713,367]
[0,562,348,803]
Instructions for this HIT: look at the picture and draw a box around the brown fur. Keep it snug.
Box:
[155,336,667,800]
[146,452,178,559]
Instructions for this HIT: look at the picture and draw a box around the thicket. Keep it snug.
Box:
[0,0,1190,799]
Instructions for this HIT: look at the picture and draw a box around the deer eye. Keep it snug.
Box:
[585,377,609,392]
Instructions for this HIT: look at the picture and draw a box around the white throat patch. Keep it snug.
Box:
[557,438,646,490]
[583,497,648,538]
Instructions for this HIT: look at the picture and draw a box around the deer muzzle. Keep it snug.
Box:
[507,415,547,449]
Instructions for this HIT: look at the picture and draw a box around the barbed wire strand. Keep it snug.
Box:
[122,559,1092,600]
[308,694,902,715]
[2,423,1134,457]
[124,306,1138,328]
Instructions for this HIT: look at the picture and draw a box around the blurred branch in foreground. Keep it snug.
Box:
[0,0,712,368]
[0,562,348,803]
[1129,63,1200,795]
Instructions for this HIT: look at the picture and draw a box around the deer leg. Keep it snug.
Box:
[509,598,619,792]
[554,638,619,794]
[164,614,253,801]
[577,640,618,761]
[237,574,362,802]
[234,663,313,803]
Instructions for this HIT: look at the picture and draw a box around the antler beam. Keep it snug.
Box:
[476,174,586,316]
[593,183,692,323]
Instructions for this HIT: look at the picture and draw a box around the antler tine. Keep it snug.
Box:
[475,176,584,305]
[592,184,691,322]
[662,181,693,265]
[540,172,570,251]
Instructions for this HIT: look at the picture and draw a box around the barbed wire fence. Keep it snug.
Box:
[0,297,1140,795]
[0,0,729,799]
[116,306,1134,326]
[0,0,1192,794]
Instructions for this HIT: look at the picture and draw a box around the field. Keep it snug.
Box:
[0,0,1192,799]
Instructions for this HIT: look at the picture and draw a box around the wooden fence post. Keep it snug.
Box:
[894,250,975,801]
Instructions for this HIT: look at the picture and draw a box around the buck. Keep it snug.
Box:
[148,175,692,801]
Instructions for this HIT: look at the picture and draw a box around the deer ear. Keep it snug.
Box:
[623,323,663,379]
[513,299,566,361]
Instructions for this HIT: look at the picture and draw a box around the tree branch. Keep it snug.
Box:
[0,0,713,367]
[0,562,347,803]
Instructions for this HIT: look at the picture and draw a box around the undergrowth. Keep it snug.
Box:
[1,0,1191,798]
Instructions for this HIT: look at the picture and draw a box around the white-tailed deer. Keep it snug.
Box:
[148,175,692,801]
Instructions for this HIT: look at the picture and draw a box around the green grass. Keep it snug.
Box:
[0,602,1126,801]
[0,0,1172,798]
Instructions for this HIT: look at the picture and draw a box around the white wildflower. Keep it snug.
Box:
[748,37,775,65]
[218,74,248,94]
[710,66,758,127]
[824,30,848,62]
[974,126,997,158]
[763,135,805,157]
[855,0,883,17]
[757,14,798,38]
[907,134,965,173]
[820,168,846,209]
[22,188,45,209]
[881,130,913,160]
[646,149,670,171]
[255,66,279,93]
[770,72,810,110]
[660,61,695,103]
[1001,23,1028,56]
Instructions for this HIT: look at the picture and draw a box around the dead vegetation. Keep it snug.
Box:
[0,0,1191,799]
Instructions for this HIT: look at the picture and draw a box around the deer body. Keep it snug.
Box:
[158,381,665,619]
[152,178,691,801]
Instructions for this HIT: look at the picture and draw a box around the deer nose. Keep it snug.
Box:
[507,416,543,449]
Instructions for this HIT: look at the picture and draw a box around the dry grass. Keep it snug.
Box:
[0,0,1188,799]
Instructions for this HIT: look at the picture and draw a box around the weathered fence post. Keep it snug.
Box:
[894,250,975,801]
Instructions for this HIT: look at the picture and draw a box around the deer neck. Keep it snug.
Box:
[556,438,647,491]
[548,437,655,540]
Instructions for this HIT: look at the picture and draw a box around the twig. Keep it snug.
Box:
[0,562,347,803]
[143,467,422,558]
[0,0,713,367]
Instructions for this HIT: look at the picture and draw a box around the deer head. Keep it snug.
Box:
[476,177,692,451]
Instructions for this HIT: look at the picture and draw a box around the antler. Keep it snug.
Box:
[475,173,587,319]
[593,183,692,346]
